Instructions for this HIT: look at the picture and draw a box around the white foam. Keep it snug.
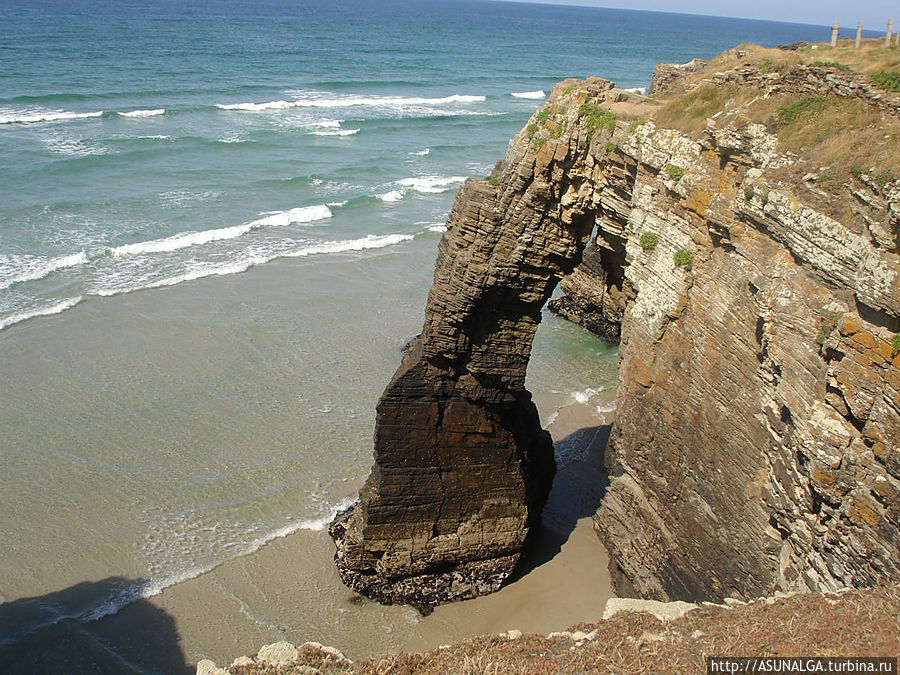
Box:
[412,148,430,156]
[0,108,103,125]
[129,495,359,610]
[42,137,109,157]
[0,492,361,645]
[0,251,89,290]
[290,233,414,257]
[216,100,296,112]
[110,205,332,257]
[543,386,608,428]
[309,128,359,136]
[217,92,485,112]
[427,224,447,233]
[118,108,165,118]
[111,225,249,256]
[511,90,546,99]
[216,136,245,143]
[379,190,404,202]
[96,233,414,297]
[292,496,358,532]
[596,401,617,414]
[625,87,647,96]
[396,175,467,193]
[572,386,604,405]
[138,135,173,140]
[0,297,83,331]
[249,204,333,227]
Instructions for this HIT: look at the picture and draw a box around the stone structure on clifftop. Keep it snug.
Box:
[329,79,622,607]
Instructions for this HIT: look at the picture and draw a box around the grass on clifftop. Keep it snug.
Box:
[225,585,900,675]
[649,41,900,213]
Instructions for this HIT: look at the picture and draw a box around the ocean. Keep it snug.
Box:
[0,0,833,666]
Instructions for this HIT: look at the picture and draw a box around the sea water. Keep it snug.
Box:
[0,0,832,654]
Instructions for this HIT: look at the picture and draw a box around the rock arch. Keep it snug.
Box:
[329,78,622,607]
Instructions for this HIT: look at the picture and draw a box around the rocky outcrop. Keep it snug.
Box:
[543,70,900,601]
[547,239,630,341]
[330,79,623,607]
[334,58,900,608]
[647,58,708,96]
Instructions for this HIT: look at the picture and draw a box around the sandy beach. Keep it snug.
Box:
[139,402,614,669]
[3,400,614,673]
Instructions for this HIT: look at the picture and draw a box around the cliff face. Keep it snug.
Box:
[550,62,900,601]
[333,56,900,606]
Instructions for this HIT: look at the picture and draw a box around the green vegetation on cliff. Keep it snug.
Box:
[578,103,617,140]
[646,41,900,222]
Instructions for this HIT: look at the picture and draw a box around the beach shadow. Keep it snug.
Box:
[506,424,611,585]
[0,577,192,674]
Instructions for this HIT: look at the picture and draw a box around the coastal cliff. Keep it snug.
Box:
[548,47,900,601]
[334,43,900,607]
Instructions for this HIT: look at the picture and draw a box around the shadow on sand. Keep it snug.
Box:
[506,424,611,585]
[0,576,192,674]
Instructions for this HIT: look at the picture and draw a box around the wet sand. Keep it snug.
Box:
[93,403,616,670]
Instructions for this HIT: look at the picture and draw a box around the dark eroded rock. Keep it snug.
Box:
[330,79,623,607]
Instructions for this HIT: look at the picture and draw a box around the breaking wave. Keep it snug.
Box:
[511,90,546,99]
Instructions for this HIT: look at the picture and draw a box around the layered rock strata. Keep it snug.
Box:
[330,79,622,607]
[334,59,900,607]
[647,57,708,96]
[546,65,900,601]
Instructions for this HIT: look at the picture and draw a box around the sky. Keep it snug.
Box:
[495,0,896,31]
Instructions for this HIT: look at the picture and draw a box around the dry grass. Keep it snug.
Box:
[226,585,900,675]
[647,40,900,224]
[777,95,900,175]
[702,40,900,77]
[654,82,738,133]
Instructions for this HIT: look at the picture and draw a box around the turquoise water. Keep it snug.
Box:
[0,0,830,656]
[0,0,833,329]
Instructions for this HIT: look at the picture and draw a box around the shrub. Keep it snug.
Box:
[808,60,852,72]
[531,136,547,150]
[777,96,827,126]
[870,70,900,92]
[639,232,659,250]
[673,248,693,270]
[535,108,550,124]
[892,333,900,356]
[488,174,501,186]
[816,312,843,347]
[578,103,617,139]
[875,170,893,189]
[627,121,642,134]
[665,164,685,181]
[551,117,568,138]
[744,186,755,201]
[526,123,539,138]
[759,58,783,74]
[604,141,617,153]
